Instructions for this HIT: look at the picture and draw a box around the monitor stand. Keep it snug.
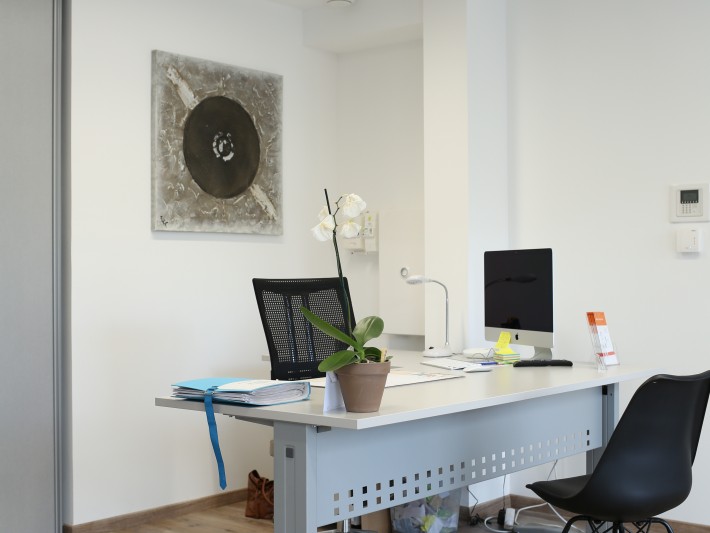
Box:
[531,347,553,360]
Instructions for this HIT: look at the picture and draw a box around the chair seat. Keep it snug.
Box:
[529,474,687,523]
[527,474,590,507]
[527,474,649,522]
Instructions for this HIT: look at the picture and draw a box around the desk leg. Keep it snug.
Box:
[586,383,618,473]
[584,384,618,533]
[273,421,319,533]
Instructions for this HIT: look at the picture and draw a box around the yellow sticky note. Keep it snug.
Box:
[494,331,516,355]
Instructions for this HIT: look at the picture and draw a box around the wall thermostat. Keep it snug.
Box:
[670,183,709,222]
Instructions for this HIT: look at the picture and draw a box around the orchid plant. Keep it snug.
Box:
[300,190,389,373]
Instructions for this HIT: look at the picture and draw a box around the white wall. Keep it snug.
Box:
[69,0,340,525]
[504,0,710,525]
[467,0,509,347]
[423,0,470,353]
[335,40,425,348]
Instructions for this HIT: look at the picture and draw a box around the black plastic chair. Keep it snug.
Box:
[252,277,356,381]
[526,370,710,533]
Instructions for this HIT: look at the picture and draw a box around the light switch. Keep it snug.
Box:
[676,228,701,253]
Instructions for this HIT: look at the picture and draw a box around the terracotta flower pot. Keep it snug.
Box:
[335,361,391,413]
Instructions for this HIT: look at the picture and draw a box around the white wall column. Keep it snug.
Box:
[467,0,510,347]
[422,0,470,353]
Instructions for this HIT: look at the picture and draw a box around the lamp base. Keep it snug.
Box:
[422,346,453,358]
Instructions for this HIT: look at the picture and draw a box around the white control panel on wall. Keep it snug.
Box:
[342,211,378,253]
[670,183,709,222]
[677,228,702,253]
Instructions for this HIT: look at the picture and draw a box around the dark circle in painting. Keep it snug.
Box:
[183,96,260,199]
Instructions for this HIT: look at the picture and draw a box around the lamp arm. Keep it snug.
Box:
[429,279,450,347]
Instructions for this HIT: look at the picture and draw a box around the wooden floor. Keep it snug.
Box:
[113,501,273,533]
[110,500,564,533]
[112,499,707,533]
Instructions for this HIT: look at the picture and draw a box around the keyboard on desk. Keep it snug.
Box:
[513,359,573,367]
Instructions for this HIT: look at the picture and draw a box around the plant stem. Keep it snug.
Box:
[324,189,353,337]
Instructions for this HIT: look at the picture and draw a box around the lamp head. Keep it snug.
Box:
[405,275,430,285]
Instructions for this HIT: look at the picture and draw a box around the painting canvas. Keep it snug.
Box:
[151,50,282,234]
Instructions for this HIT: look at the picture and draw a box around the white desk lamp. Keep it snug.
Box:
[406,275,452,357]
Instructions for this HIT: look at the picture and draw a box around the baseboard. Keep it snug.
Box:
[62,488,248,533]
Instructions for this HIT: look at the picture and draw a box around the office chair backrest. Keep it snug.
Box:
[582,370,710,520]
[252,278,356,381]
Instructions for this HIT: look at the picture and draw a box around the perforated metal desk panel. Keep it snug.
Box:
[156,352,659,533]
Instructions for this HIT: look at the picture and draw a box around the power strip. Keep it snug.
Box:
[504,508,516,530]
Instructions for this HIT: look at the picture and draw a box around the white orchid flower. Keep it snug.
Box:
[340,220,362,239]
[311,214,335,241]
[341,194,367,218]
[317,205,330,221]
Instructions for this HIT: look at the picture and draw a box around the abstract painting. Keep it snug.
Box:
[151,50,282,234]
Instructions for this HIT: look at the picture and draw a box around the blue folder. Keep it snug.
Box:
[170,377,310,489]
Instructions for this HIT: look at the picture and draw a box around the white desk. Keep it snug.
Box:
[156,353,659,533]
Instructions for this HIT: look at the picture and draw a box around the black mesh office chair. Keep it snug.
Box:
[253,278,372,533]
[252,277,356,381]
[526,370,710,533]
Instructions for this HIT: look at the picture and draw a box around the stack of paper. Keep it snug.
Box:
[493,332,519,360]
[493,353,521,364]
[172,377,310,406]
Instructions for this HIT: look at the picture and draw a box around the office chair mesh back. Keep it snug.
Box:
[527,370,710,527]
[253,278,355,381]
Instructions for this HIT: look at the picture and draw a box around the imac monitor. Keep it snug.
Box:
[484,248,553,360]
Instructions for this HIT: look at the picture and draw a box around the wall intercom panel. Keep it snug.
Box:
[670,183,709,222]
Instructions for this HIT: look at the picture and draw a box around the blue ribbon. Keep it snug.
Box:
[204,386,226,490]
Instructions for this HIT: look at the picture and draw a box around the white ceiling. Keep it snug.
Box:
[269,0,421,53]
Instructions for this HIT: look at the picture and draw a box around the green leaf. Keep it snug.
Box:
[300,306,361,350]
[317,350,359,372]
[352,316,384,346]
[363,346,382,362]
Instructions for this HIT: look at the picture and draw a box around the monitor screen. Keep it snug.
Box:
[484,248,553,358]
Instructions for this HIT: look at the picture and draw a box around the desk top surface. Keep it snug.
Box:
[155,352,661,430]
